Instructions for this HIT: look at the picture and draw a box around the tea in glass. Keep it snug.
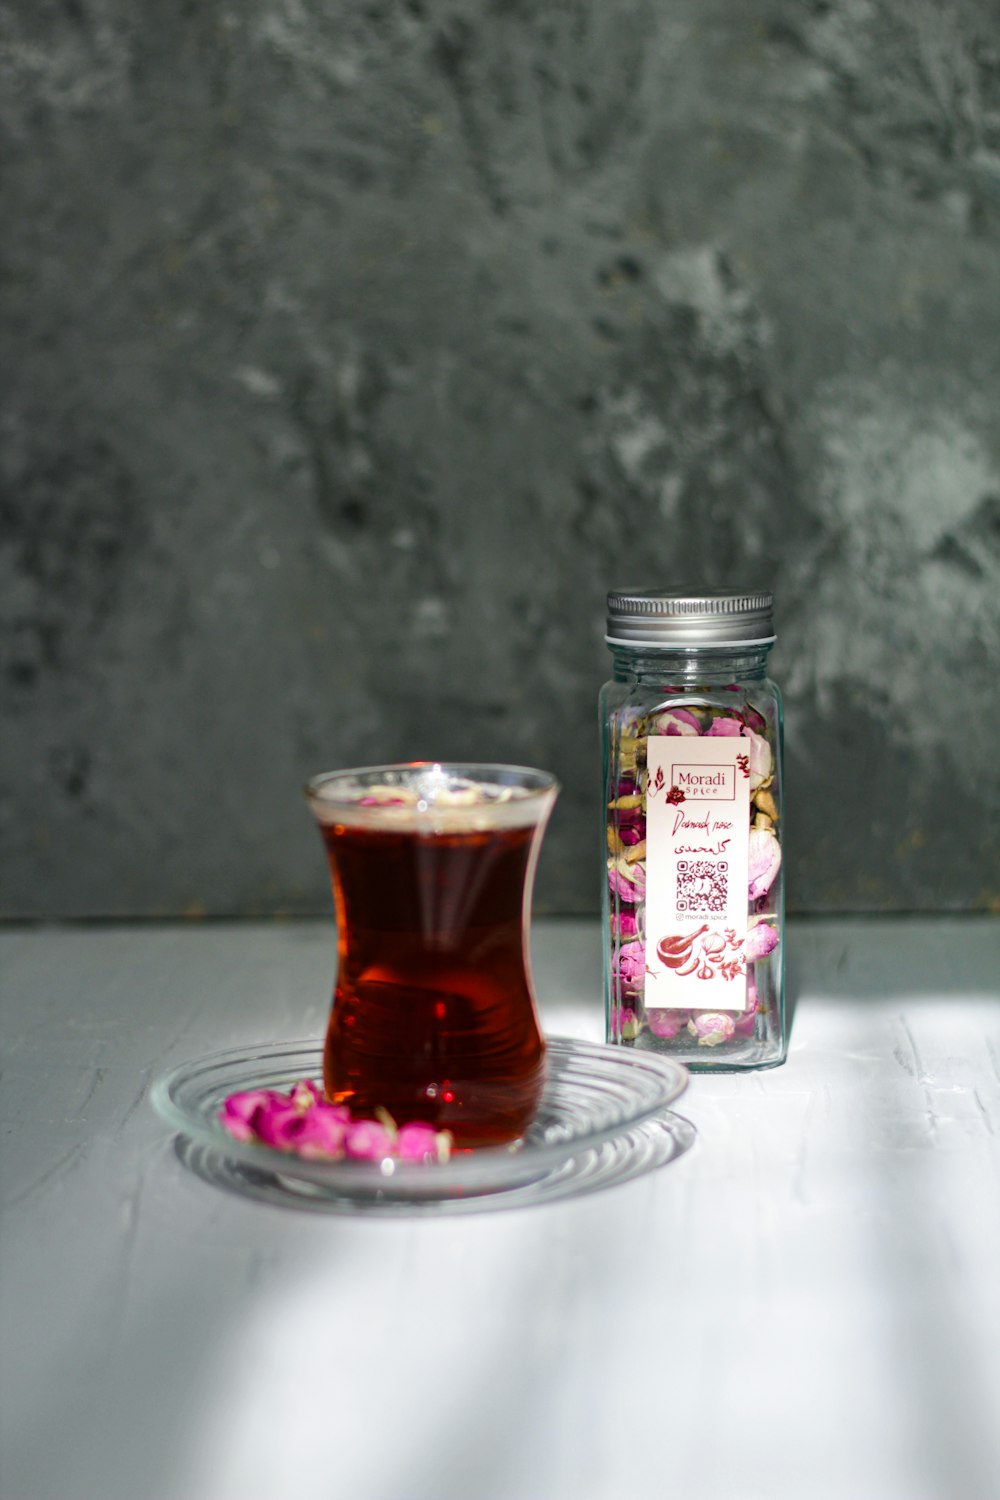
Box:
[305,763,559,1147]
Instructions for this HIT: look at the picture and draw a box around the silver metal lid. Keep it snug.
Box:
[606,589,775,648]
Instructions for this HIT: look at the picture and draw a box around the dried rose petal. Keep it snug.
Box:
[290,1079,325,1110]
[617,940,646,993]
[615,909,639,939]
[292,1106,352,1159]
[611,1005,639,1041]
[608,860,630,898]
[219,1088,287,1142]
[253,1101,319,1151]
[616,809,646,836]
[396,1122,448,1163]
[706,716,743,737]
[655,708,701,736]
[219,1085,457,1164]
[748,827,782,901]
[745,922,779,962]
[618,856,646,897]
[647,1008,687,1038]
[687,1011,736,1046]
[619,706,648,733]
[608,858,646,902]
[343,1119,395,1162]
[742,728,773,789]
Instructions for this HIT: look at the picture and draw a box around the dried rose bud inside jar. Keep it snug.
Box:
[601,590,785,1070]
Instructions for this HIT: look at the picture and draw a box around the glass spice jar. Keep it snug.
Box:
[601,590,786,1070]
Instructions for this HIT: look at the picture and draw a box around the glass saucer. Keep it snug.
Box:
[151,1037,689,1209]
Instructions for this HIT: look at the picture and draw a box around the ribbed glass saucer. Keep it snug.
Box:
[151,1037,689,1209]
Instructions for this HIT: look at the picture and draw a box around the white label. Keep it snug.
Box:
[644,736,751,1011]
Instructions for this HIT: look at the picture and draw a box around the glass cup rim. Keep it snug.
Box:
[304,761,561,819]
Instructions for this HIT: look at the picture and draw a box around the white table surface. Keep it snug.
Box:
[2,916,999,1500]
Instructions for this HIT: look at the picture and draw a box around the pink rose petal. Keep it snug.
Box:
[290,1079,325,1110]
[608,860,646,901]
[610,1005,639,1040]
[617,940,646,992]
[220,1084,452,1165]
[687,1011,736,1046]
[655,708,702,736]
[397,1122,444,1163]
[219,1089,287,1142]
[745,922,779,962]
[293,1106,351,1159]
[742,727,773,789]
[748,828,782,901]
[344,1120,395,1162]
[615,909,639,939]
[706,716,743,737]
[647,1008,687,1038]
[252,1101,316,1151]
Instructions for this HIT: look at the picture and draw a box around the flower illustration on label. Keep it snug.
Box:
[665,784,686,805]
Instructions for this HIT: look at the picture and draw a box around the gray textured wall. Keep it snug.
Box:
[2,0,999,919]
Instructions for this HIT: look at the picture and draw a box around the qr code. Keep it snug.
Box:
[676,859,728,915]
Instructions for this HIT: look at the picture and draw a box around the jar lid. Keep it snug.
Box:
[606,589,775,648]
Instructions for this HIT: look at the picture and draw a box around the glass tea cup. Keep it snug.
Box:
[304,762,560,1148]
